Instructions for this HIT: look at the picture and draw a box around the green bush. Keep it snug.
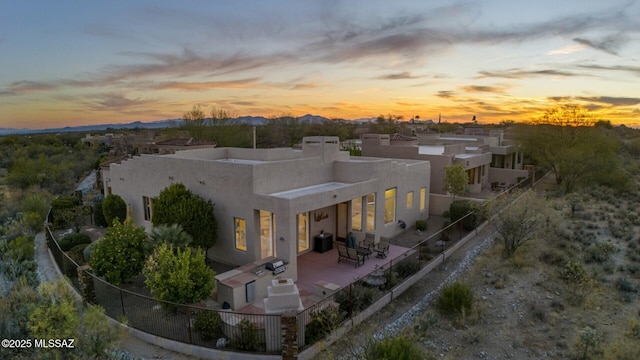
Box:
[90,219,147,285]
[305,305,342,344]
[415,220,428,232]
[366,335,425,360]
[232,319,263,352]
[102,194,127,227]
[335,283,378,315]
[51,196,81,228]
[449,200,485,231]
[68,244,89,265]
[561,261,588,284]
[437,282,474,316]
[396,258,421,279]
[93,200,107,227]
[59,233,91,251]
[7,235,35,262]
[585,241,617,263]
[193,311,223,342]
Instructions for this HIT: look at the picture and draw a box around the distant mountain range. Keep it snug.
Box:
[0,114,377,136]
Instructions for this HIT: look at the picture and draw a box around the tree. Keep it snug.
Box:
[152,183,217,248]
[90,219,147,285]
[516,104,623,193]
[28,280,79,340]
[143,243,215,307]
[443,163,468,200]
[145,223,193,256]
[369,114,404,134]
[102,194,127,227]
[490,190,551,256]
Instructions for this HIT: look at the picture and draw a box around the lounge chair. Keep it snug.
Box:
[374,237,390,259]
[337,244,364,267]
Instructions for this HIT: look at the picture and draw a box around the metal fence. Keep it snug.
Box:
[45,173,546,355]
[45,224,283,354]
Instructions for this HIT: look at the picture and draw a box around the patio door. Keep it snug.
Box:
[336,202,348,242]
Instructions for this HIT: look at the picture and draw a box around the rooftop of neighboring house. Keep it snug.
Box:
[155,138,217,147]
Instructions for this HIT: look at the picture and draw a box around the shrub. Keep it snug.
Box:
[7,235,35,262]
[68,244,89,265]
[83,241,98,263]
[415,220,428,232]
[305,305,342,344]
[232,319,262,352]
[51,196,82,229]
[366,335,425,360]
[396,258,421,279]
[562,261,588,284]
[90,219,146,285]
[437,282,474,316]
[335,283,378,315]
[143,243,215,307]
[93,200,107,227]
[59,233,91,251]
[449,200,485,231]
[102,194,127,227]
[193,311,223,342]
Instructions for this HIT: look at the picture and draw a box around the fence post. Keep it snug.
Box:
[281,311,298,360]
[77,265,96,304]
[185,306,193,344]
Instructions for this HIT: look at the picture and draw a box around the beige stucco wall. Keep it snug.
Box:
[104,137,431,285]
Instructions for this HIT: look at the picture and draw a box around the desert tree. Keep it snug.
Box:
[152,183,217,249]
[490,190,551,256]
[443,163,468,200]
[101,194,127,227]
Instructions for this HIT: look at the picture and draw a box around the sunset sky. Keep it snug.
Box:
[1,0,639,129]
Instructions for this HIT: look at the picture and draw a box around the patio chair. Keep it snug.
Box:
[359,232,375,251]
[374,237,390,259]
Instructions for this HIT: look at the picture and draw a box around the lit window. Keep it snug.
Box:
[420,187,426,211]
[234,218,246,251]
[406,191,413,208]
[384,188,396,224]
[351,197,362,231]
[298,213,309,252]
[143,196,153,221]
[259,210,273,258]
[366,193,376,231]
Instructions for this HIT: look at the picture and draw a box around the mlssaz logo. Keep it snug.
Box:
[35,339,75,348]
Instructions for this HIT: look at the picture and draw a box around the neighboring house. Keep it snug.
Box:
[153,138,217,154]
[102,136,430,310]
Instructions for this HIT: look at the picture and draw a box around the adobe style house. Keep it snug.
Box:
[361,132,528,214]
[101,136,430,309]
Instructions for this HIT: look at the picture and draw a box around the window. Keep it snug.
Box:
[420,187,426,211]
[234,217,246,251]
[467,168,476,185]
[297,213,309,252]
[143,196,153,221]
[366,193,376,231]
[406,191,414,209]
[259,210,274,258]
[384,188,396,224]
[351,197,362,231]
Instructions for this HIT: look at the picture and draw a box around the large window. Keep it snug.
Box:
[351,197,362,231]
[143,196,153,221]
[259,210,274,258]
[234,217,246,251]
[366,193,376,231]
[467,167,476,185]
[406,191,413,209]
[384,188,396,224]
[420,187,426,211]
[297,213,309,253]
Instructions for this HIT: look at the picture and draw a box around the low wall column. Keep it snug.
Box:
[281,311,298,359]
[77,264,96,304]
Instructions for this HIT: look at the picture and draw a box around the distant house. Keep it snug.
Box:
[102,136,430,310]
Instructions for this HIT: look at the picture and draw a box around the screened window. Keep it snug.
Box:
[259,210,274,258]
[384,188,396,224]
[352,197,362,231]
[366,193,376,231]
[143,196,153,221]
[234,217,246,251]
[297,213,309,252]
[406,191,413,209]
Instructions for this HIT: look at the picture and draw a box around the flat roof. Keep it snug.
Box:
[455,153,482,159]
[269,182,350,199]
[418,145,444,155]
[215,158,264,165]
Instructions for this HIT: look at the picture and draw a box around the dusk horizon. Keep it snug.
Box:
[2,1,639,129]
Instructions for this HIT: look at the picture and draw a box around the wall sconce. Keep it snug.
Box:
[199,180,205,185]
[119,177,125,181]
[279,236,285,242]
[168,176,174,180]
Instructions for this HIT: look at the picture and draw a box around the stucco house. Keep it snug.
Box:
[101,136,430,310]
